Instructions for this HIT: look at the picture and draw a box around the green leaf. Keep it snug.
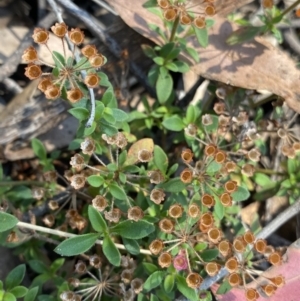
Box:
[156,72,173,104]
[122,238,140,255]
[150,294,159,301]
[103,109,116,124]
[50,258,65,273]
[68,107,89,121]
[173,61,189,73]
[99,120,118,136]
[186,105,196,124]
[88,205,107,232]
[201,248,219,262]
[193,26,208,48]
[144,271,165,291]
[102,90,114,106]
[111,220,155,239]
[118,150,127,167]
[254,183,281,201]
[287,158,297,174]
[165,62,178,72]
[214,198,224,220]
[142,263,158,274]
[9,286,28,298]
[194,242,208,251]
[109,184,127,201]
[52,51,65,68]
[3,292,16,301]
[24,286,38,301]
[159,178,186,193]
[141,44,157,59]
[5,264,26,290]
[160,42,175,58]
[0,212,18,232]
[153,56,164,65]
[154,145,168,174]
[164,274,175,293]
[28,260,48,274]
[216,280,232,294]
[206,161,222,173]
[84,121,96,136]
[54,233,99,256]
[176,275,198,301]
[186,47,200,63]
[111,108,128,122]
[87,175,104,187]
[31,138,47,160]
[253,173,273,186]
[204,115,219,133]
[231,186,250,202]
[163,116,185,131]
[167,163,178,177]
[102,234,121,266]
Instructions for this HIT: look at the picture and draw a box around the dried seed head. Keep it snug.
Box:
[208,227,222,244]
[84,73,100,88]
[261,284,277,297]
[25,63,42,79]
[70,174,86,190]
[81,137,95,155]
[22,46,38,62]
[163,7,177,21]
[70,154,85,171]
[268,251,282,266]
[158,252,172,268]
[67,88,84,103]
[220,192,232,207]
[159,218,174,234]
[224,181,238,193]
[42,214,55,227]
[92,195,108,212]
[205,262,220,276]
[225,256,239,273]
[248,148,261,162]
[158,0,170,8]
[104,208,122,223]
[81,44,98,58]
[121,268,134,284]
[48,200,59,210]
[173,250,188,271]
[254,239,267,253]
[51,22,68,37]
[214,150,227,163]
[60,291,75,301]
[218,115,230,127]
[185,123,198,137]
[243,231,255,244]
[69,28,85,45]
[233,236,247,253]
[131,278,144,294]
[68,278,80,288]
[269,275,285,287]
[32,187,45,200]
[89,54,105,68]
[43,170,57,182]
[180,168,193,183]
[181,148,194,163]
[149,239,164,255]
[150,188,165,204]
[89,254,102,268]
[32,28,49,44]
[44,85,61,99]
[262,0,273,9]
[194,16,206,28]
[201,194,215,208]
[188,203,200,218]
[205,5,216,16]
[242,163,255,177]
[218,240,231,257]
[148,170,164,184]
[186,272,203,289]
[74,260,87,274]
[138,149,153,162]
[202,114,213,126]
[204,144,217,157]
[38,77,52,92]
[293,142,300,152]
[214,101,226,114]
[228,272,241,287]
[180,13,192,25]
[128,206,144,221]
[245,288,259,301]
[168,204,183,219]
[200,212,214,228]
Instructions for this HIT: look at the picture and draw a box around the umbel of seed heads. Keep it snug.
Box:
[157,0,216,28]
[23,23,104,103]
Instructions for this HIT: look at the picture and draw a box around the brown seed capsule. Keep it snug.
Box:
[81,44,98,58]
[268,251,282,266]
[25,64,42,80]
[43,170,57,182]
[262,0,273,9]
[70,174,86,190]
[180,13,192,25]
[225,256,239,273]
[243,231,255,244]
[224,181,238,193]
[214,102,226,114]
[254,239,267,253]
[261,284,277,297]
[89,254,102,268]
[220,192,232,207]
[80,137,95,155]
[48,200,59,210]
[269,275,285,287]
[228,272,241,286]
[89,54,105,68]
[70,154,85,171]
[205,262,220,276]
[159,218,174,234]
[150,188,165,204]
[104,208,122,223]
[245,288,259,301]
[128,206,144,221]
[138,149,153,162]
[204,144,217,157]
[185,123,198,137]
[158,252,172,268]
[242,163,255,177]
[186,272,203,289]
[180,168,193,183]
[181,148,194,163]
[205,5,216,16]
[51,22,68,37]
[45,85,61,99]
[168,204,183,219]
[60,291,75,301]
[293,142,300,152]
[69,28,85,45]
[32,28,49,44]
[233,236,247,253]
[202,114,213,126]
[22,46,38,62]
[67,88,84,103]
[148,170,164,184]
[218,240,231,257]
[188,203,200,218]
[149,239,164,255]
[6,231,18,243]
[38,77,52,92]
[74,260,87,274]
[163,7,177,21]
[84,73,100,88]
[131,278,144,294]
[208,227,222,244]
[42,214,55,227]
[201,194,215,208]
[157,0,170,8]
[248,148,261,162]
[92,195,108,212]
[214,150,227,164]
[194,16,206,28]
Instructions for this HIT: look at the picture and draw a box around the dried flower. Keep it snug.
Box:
[25,64,42,79]
[188,203,200,218]
[67,88,84,103]
[68,28,85,45]
[84,73,100,88]
[32,187,45,200]
[92,195,108,212]
[186,272,203,289]
[22,46,38,62]
[131,278,144,294]
[149,239,164,255]
[81,44,98,58]
[168,204,183,218]
[202,114,213,126]
[180,168,193,183]
[159,218,174,234]
[181,148,194,163]
[128,206,144,221]
[74,260,87,274]
[104,208,122,223]
[70,154,85,171]
[70,174,86,190]
[81,137,95,155]
[44,85,61,99]
[150,188,165,204]
[148,170,164,184]
[138,149,153,162]
[158,252,172,268]
[32,28,49,44]
[51,22,68,37]
[185,123,198,137]
[89,254,102,268]
[89,54,105,68]
[38,77,52,92]
[173,250,188,271]
[248,148,261,162]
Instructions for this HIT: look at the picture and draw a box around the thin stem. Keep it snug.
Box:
[17,221,152,255]
[169,16,180,42]
[281,0,300,17]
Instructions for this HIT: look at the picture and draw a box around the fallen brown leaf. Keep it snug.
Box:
[108,0,300,113]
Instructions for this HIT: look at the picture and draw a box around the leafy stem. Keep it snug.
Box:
[169,16,180,42]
